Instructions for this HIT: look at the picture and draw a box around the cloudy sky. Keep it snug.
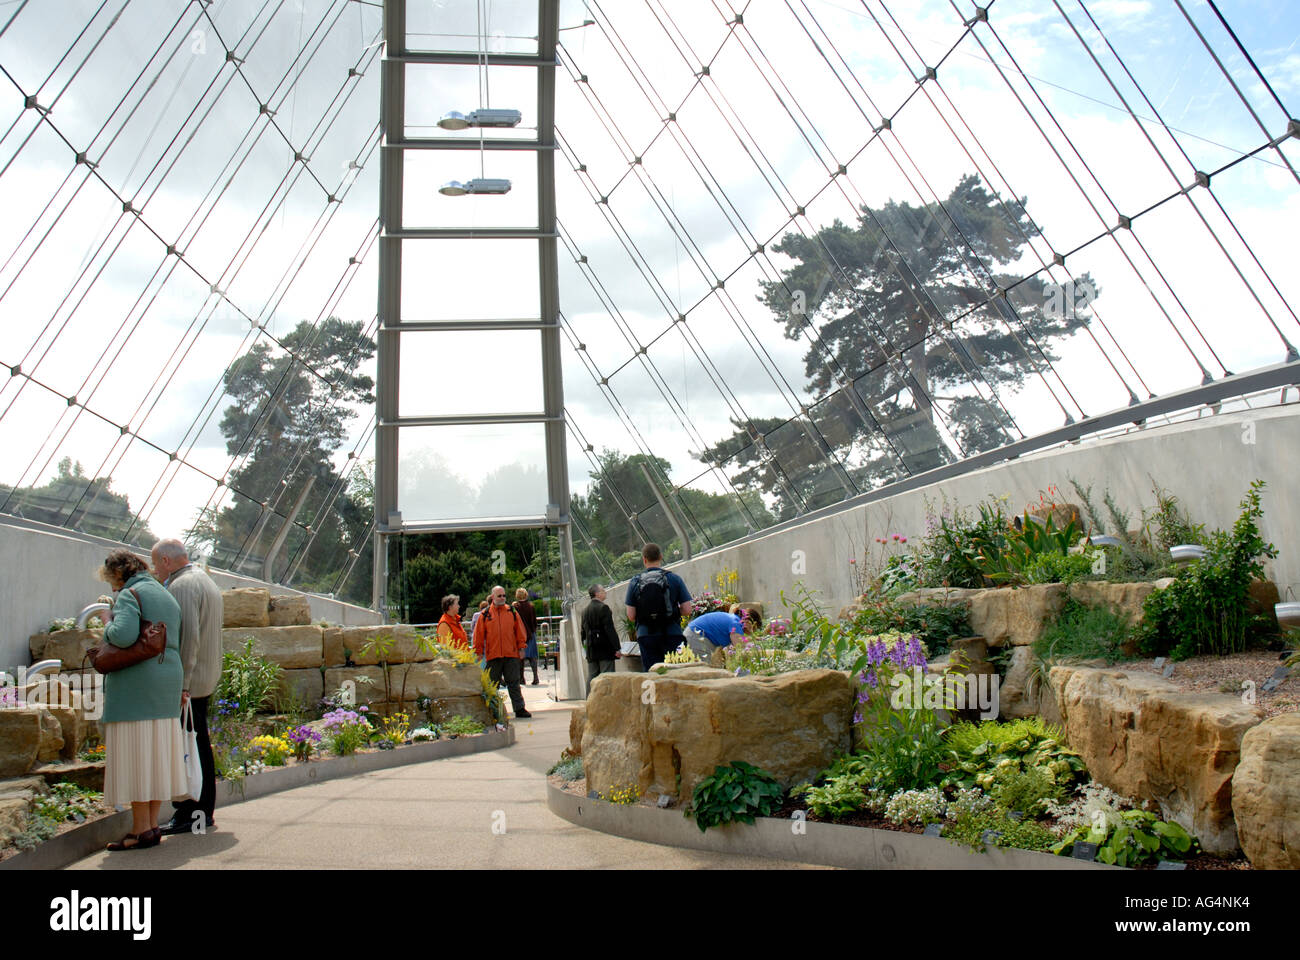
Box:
[0,0,1296,570]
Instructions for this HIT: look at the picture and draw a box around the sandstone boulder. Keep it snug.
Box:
[568,706,586,756]
[323,625,430,667]
[0,710,41,777]
[1231,713,1300,869]
[427,696,493,727]
[1000,646,1043,720]
[581,668,853,803]
[44,706,90,760]
[29,628,101,668]
[0,797,28,843]
[35,708,63,763]
[324,661,481,707]
[222,588,271,628]
[222,626,325,669]
[968,584,1067,647]
[33,761,103,792]
[1246,579,1280,623]
[0,776,47,800]
[277,668,325,708]
[1066,581,1159,626]
[269,594,313,627]
[1050,665,1262,855]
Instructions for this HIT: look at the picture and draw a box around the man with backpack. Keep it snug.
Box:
[473,585,531,719]
[624,543,693,671]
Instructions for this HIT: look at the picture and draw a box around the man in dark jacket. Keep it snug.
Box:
[580,584,621,696]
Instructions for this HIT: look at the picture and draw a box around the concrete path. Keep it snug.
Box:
[70,667,827,870]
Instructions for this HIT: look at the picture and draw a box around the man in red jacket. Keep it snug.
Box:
[473,585,532,719]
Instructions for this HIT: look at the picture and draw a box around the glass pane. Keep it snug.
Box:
[403,148,539,231]
[402,238,539,322]
[398,423,549,522]
[398,329,544,417]
[407,0,539,56]
[405,63,538,140]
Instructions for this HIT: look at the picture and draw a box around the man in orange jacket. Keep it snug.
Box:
[473,585,531,719]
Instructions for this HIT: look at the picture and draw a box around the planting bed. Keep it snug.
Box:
[1126,651,1297,719]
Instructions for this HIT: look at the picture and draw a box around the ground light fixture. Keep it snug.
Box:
[438,178,512,196]
[437,108,522,130]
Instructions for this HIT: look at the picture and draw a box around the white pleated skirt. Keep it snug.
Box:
[103,717,190,808]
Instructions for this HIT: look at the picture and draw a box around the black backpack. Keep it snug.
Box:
[634,568,676,636]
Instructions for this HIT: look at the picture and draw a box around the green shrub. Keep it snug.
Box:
[791,754,879,819]
[11,813,58,851]
[1033,598,1134,665]
[686,761,784,833]
[943,718,1087,792]
[547,754,584,781]
[1023,551,1094,584]
[944,807,1058,854]
[1137,480,1277,660]
[989,765,1067,818]
[442,715,484,737]
[1052,809,1198,867]
[216,638,283,718]
[32,782,103,823]
[851,598,971,657]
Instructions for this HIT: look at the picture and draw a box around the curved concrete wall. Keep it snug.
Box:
[0,517,380,670]
[607,405,1300,627]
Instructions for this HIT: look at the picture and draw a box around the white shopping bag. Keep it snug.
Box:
[181,701,202,802]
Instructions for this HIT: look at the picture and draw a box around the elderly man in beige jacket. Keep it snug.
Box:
[150,539,224,835]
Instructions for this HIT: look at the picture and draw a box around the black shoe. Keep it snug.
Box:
[158,817,215,836]
[515,710,532,719]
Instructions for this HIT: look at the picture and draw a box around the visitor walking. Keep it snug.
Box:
[473,585,531,719]
[151,539,223,836]
[96,550,188,851]
[437,595,469,649]
[624,543,692,671]
[580,584,621,695]
[513,588,540,685]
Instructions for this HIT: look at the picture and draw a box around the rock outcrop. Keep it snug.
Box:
[222,625,325,670]
[581,667,853,802]
[1050,665,1262,855]
[269,594,313,627]
[222,588,270,628]
[1231,713,1300,869]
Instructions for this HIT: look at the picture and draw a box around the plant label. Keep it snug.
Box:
[1153,657,1165,668]
[1155,860,1187,870]
[1072,841,1099,861]
[656,794,672,808]
[923,823,942,837]
[1162,663,1175,679]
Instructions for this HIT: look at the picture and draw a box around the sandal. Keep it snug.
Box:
[106,828,161,851]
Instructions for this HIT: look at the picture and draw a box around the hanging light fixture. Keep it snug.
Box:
[438,177,512,196]
[437,108,522,130]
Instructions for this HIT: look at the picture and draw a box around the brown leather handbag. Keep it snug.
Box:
[86,588,167,674]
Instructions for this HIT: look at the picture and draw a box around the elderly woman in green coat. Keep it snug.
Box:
[97,549,189,850]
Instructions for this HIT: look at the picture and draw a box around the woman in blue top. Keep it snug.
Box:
[97,550,188,851]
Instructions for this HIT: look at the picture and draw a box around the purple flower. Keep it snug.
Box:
[853,711,863,724]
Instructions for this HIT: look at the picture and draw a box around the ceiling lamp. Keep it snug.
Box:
[437,108,522,130]
[438,178,512,196]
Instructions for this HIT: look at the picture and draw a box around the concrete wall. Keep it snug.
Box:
[606,405,1300,628]
[0,517,381,670]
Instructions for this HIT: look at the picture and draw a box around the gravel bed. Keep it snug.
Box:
[1125,649,1297,719]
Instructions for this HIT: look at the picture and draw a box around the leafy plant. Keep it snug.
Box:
[1023,551,1094,584]
[322,708,370,756]
[601,784,642,805]
[944,807,1058,854]
[989,764,1067,818]
[480,668,507,725]
[11,813,58,851]
[791,754,881,819]
[1032,598,1135,698]
[547,754,584,781]
[1137,480,1277,659]
[442,714,484,737]
[850,597,971,657]
[216,639,284,719]
[1052,809,1198,866]
[286,724,322,762]
[377,711,411,746]
[884,786,946,825]
[662,642,699,664]
[410,726,439,742]
[943,718,1087,792]
[32,782,104,823]
[361,631,438,716]
[686,761,785,832]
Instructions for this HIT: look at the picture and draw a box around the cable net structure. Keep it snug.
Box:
[0,0,1297,607]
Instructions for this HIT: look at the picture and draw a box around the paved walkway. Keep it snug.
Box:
[70,669,826,870]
